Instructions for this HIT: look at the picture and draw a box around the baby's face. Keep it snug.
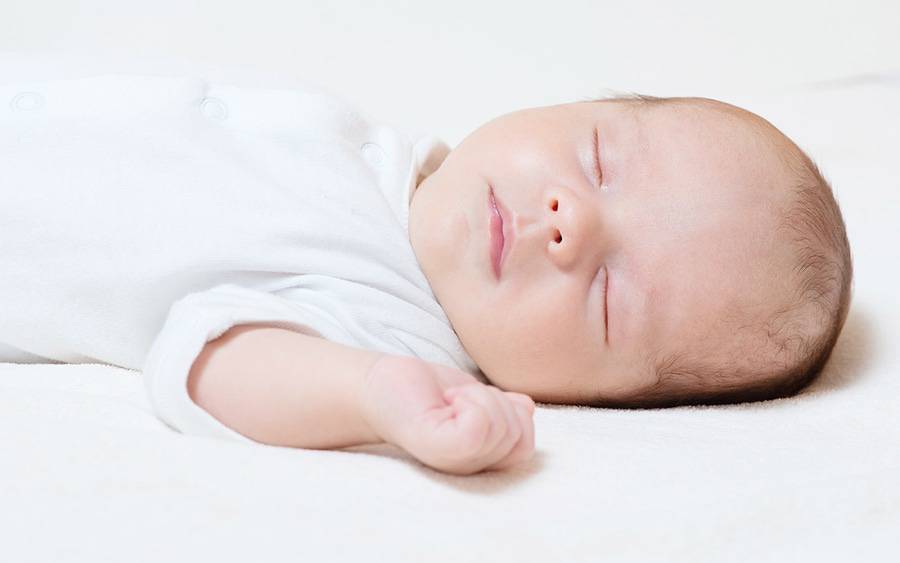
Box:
[409,99,793,404]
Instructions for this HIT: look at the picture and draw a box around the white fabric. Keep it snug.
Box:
[0,66,481,441]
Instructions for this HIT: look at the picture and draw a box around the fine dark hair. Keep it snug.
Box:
[587,92,854,408]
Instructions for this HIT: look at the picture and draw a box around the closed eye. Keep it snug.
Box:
[592,266,609,346]
[601,266,609,344]
[592,128,603,188]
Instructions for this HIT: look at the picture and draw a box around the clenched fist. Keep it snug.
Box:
[360,355,535,476]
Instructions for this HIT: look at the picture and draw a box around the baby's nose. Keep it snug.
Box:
[543,189,598,271]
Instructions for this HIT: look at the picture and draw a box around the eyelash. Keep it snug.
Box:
[592,128,603,188]
[601,267,610,333]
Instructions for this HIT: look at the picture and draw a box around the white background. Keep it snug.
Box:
[2,0,899,142]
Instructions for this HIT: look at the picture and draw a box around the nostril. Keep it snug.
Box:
[554,231,562,243]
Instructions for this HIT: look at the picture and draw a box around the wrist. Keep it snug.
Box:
[348,352,391,446]
[357,354,423,446]
[355,353,391,444]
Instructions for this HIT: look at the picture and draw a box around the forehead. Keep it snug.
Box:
[607,99,785,238]
[629,101,765,174]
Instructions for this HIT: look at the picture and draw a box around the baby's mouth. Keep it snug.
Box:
[489,187,505,280]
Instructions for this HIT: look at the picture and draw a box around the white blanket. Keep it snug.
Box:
[2,69,898,562]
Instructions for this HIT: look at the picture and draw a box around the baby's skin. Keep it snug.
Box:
[409,97,794,405]
[361,355,536,474]
[189,324,536,475]
[190,97,795,475]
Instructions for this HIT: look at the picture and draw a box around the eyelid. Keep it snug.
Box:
[592,266,609,345]
[592,128,603,188]
[601,266,609,343]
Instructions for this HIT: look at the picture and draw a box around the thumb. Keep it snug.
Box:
[443,383,480,403]
[505,392,535,414]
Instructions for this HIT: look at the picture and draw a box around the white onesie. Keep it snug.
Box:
[0,65,481,443]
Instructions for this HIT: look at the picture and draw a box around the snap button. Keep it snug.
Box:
[360,142,385,167]
[10,92,45,111]
[200,97,228,120]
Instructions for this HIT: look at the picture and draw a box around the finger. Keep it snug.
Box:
[455,385,507,459]
[432,392,492,460]
[431,365,482,390]
[486,401,535,471]
[505,392,535,415]
[443,381,487,405]
[487,395,535,471]
[442,384,467,403]
[485,386,522,464]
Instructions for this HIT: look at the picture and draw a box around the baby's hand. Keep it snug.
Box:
[360,355,535,476]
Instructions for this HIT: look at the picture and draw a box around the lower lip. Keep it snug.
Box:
[489,188,505,280]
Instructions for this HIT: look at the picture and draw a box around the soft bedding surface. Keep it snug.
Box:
[2,67,899,562]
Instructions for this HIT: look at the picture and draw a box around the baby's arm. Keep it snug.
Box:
[187,325,535,475]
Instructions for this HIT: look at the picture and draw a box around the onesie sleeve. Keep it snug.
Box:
[141,283,358,445]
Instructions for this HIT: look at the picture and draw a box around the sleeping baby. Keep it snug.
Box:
[0,70,852,475]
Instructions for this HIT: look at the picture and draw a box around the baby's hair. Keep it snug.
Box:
[584,92,854,408]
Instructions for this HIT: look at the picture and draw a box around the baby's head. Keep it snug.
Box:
[408,94,853,407]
